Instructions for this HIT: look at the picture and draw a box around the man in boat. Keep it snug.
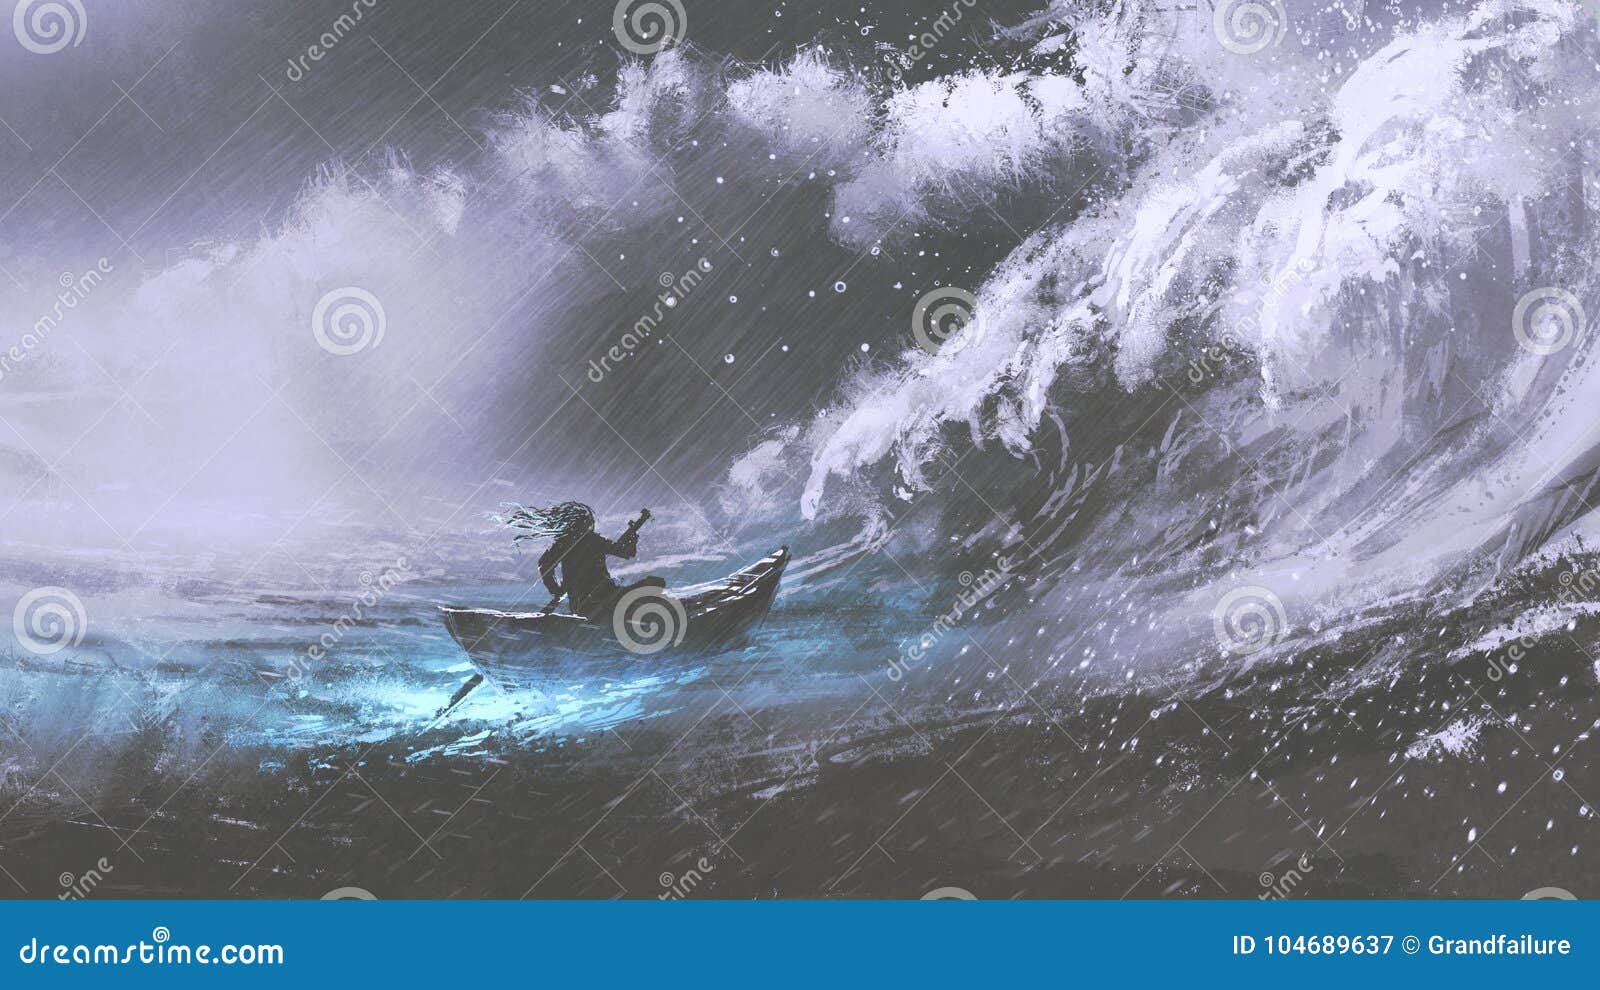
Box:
[502,501,664,619]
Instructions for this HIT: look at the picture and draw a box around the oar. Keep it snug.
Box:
[434,673,484,720]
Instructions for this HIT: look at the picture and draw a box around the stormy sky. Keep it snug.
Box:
[0,0,1057,558]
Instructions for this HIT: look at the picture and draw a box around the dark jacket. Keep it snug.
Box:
[539,528,639,614]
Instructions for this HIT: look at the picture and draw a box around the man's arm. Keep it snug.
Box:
[538,546,563,597]
[604,528,639,560]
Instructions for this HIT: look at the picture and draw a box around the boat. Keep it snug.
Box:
[441,547,789,692]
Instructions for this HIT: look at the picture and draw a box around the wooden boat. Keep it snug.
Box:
[441,547,788,692]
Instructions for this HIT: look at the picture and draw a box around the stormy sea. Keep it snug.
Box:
[1,0,1598,900]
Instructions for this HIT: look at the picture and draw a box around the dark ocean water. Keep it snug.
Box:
[1,537,1594,899]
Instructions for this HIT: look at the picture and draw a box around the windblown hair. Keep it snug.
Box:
[498,501,595,544]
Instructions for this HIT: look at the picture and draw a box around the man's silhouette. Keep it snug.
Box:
[503,501,663,618]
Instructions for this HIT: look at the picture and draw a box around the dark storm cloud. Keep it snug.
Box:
[0,0,1062,550]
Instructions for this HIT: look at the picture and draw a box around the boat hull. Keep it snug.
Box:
[441,547,788,693]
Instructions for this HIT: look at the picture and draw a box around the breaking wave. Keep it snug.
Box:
[726,0,1600,659]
